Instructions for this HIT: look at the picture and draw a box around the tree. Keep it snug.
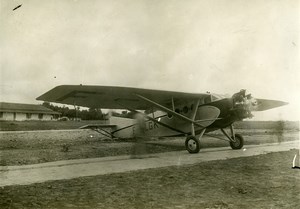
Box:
[42,102,104,120]
[87,108,103,120]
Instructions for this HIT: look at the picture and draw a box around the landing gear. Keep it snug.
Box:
[185,136,200,153]
[229,133,244,149]
[221,124,244,150]
[185,129,205,154]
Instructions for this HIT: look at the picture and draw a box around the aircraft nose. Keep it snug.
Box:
[231,90,288,119]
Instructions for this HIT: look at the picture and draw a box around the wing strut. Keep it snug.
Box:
[190,99,201,136]
[80,124,117,138]
[171,96,175,111]
[134,94,205,128]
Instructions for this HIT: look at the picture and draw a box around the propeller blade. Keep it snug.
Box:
[253,99,288,111]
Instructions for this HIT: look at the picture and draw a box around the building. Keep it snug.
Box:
[0,102,60,121]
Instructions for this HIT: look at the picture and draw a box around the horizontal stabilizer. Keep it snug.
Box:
[79,124,117,129]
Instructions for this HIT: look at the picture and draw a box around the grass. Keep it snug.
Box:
[0,120,299,131]
[0,150,299,209]
[0,129,298,166]
[0,120,107,131]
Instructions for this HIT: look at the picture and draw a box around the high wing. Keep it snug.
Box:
[36,85,210,110]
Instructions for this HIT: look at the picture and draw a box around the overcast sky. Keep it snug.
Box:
[1,0,299,121]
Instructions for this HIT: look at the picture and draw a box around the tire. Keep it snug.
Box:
[185,136,200,154]
[229,134,244,149]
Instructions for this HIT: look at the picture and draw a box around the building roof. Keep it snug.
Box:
[0,102,60,115]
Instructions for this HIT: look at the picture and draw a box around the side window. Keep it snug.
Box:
[38,113,43,119]
[182,106,189,114]
[190,104,194,111]
[26,113,32,119]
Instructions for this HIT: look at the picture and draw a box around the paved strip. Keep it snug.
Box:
[0,141,299,187]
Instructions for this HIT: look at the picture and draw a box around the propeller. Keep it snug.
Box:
[231,90,288,119]
[251,98,288,111]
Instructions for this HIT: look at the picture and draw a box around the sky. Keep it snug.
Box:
[0,0,299,121]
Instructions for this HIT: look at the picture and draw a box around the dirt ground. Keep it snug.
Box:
[0,120,108,131]
[1,120,298,131]
[0,129,185,166]
[0,129,298,166]
[0,127,299,208]
[0,150,299,209]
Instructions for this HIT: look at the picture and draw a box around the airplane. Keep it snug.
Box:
[37,85,288,154]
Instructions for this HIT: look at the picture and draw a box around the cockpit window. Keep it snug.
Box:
[211,94,226,101]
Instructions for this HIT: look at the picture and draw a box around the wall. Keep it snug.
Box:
[0,112,56,121]
[43,114,54,120]
[16,113,27,120]
[0,112,14,121]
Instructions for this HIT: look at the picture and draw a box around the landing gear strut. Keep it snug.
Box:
[221,124,244,150]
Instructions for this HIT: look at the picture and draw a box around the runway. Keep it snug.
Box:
[0,140,299,187]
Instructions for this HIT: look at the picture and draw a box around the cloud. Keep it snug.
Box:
[0,0,299,120]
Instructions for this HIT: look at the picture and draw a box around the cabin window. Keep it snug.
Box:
[204,96,212,104]
[183,106,189,114]
[38,113,43,119]
[26,113,32,119]
[0,112,3,118]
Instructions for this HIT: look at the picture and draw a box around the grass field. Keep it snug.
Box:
[0,120,299,208]
[0,120,107,131]
[0,129,298,166]
[1,150,299,209]
[0,120,299,131]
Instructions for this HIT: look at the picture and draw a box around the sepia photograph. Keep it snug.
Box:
[0,0,299,208]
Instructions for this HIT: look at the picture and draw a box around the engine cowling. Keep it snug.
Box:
[231,89,256,120]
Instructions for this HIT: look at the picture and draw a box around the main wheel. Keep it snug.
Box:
[229,134,244,149]
[185,136,200,153]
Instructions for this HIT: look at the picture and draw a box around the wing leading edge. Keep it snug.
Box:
[36,85,210,110]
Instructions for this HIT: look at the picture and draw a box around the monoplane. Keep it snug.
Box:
[37,85,287,153]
